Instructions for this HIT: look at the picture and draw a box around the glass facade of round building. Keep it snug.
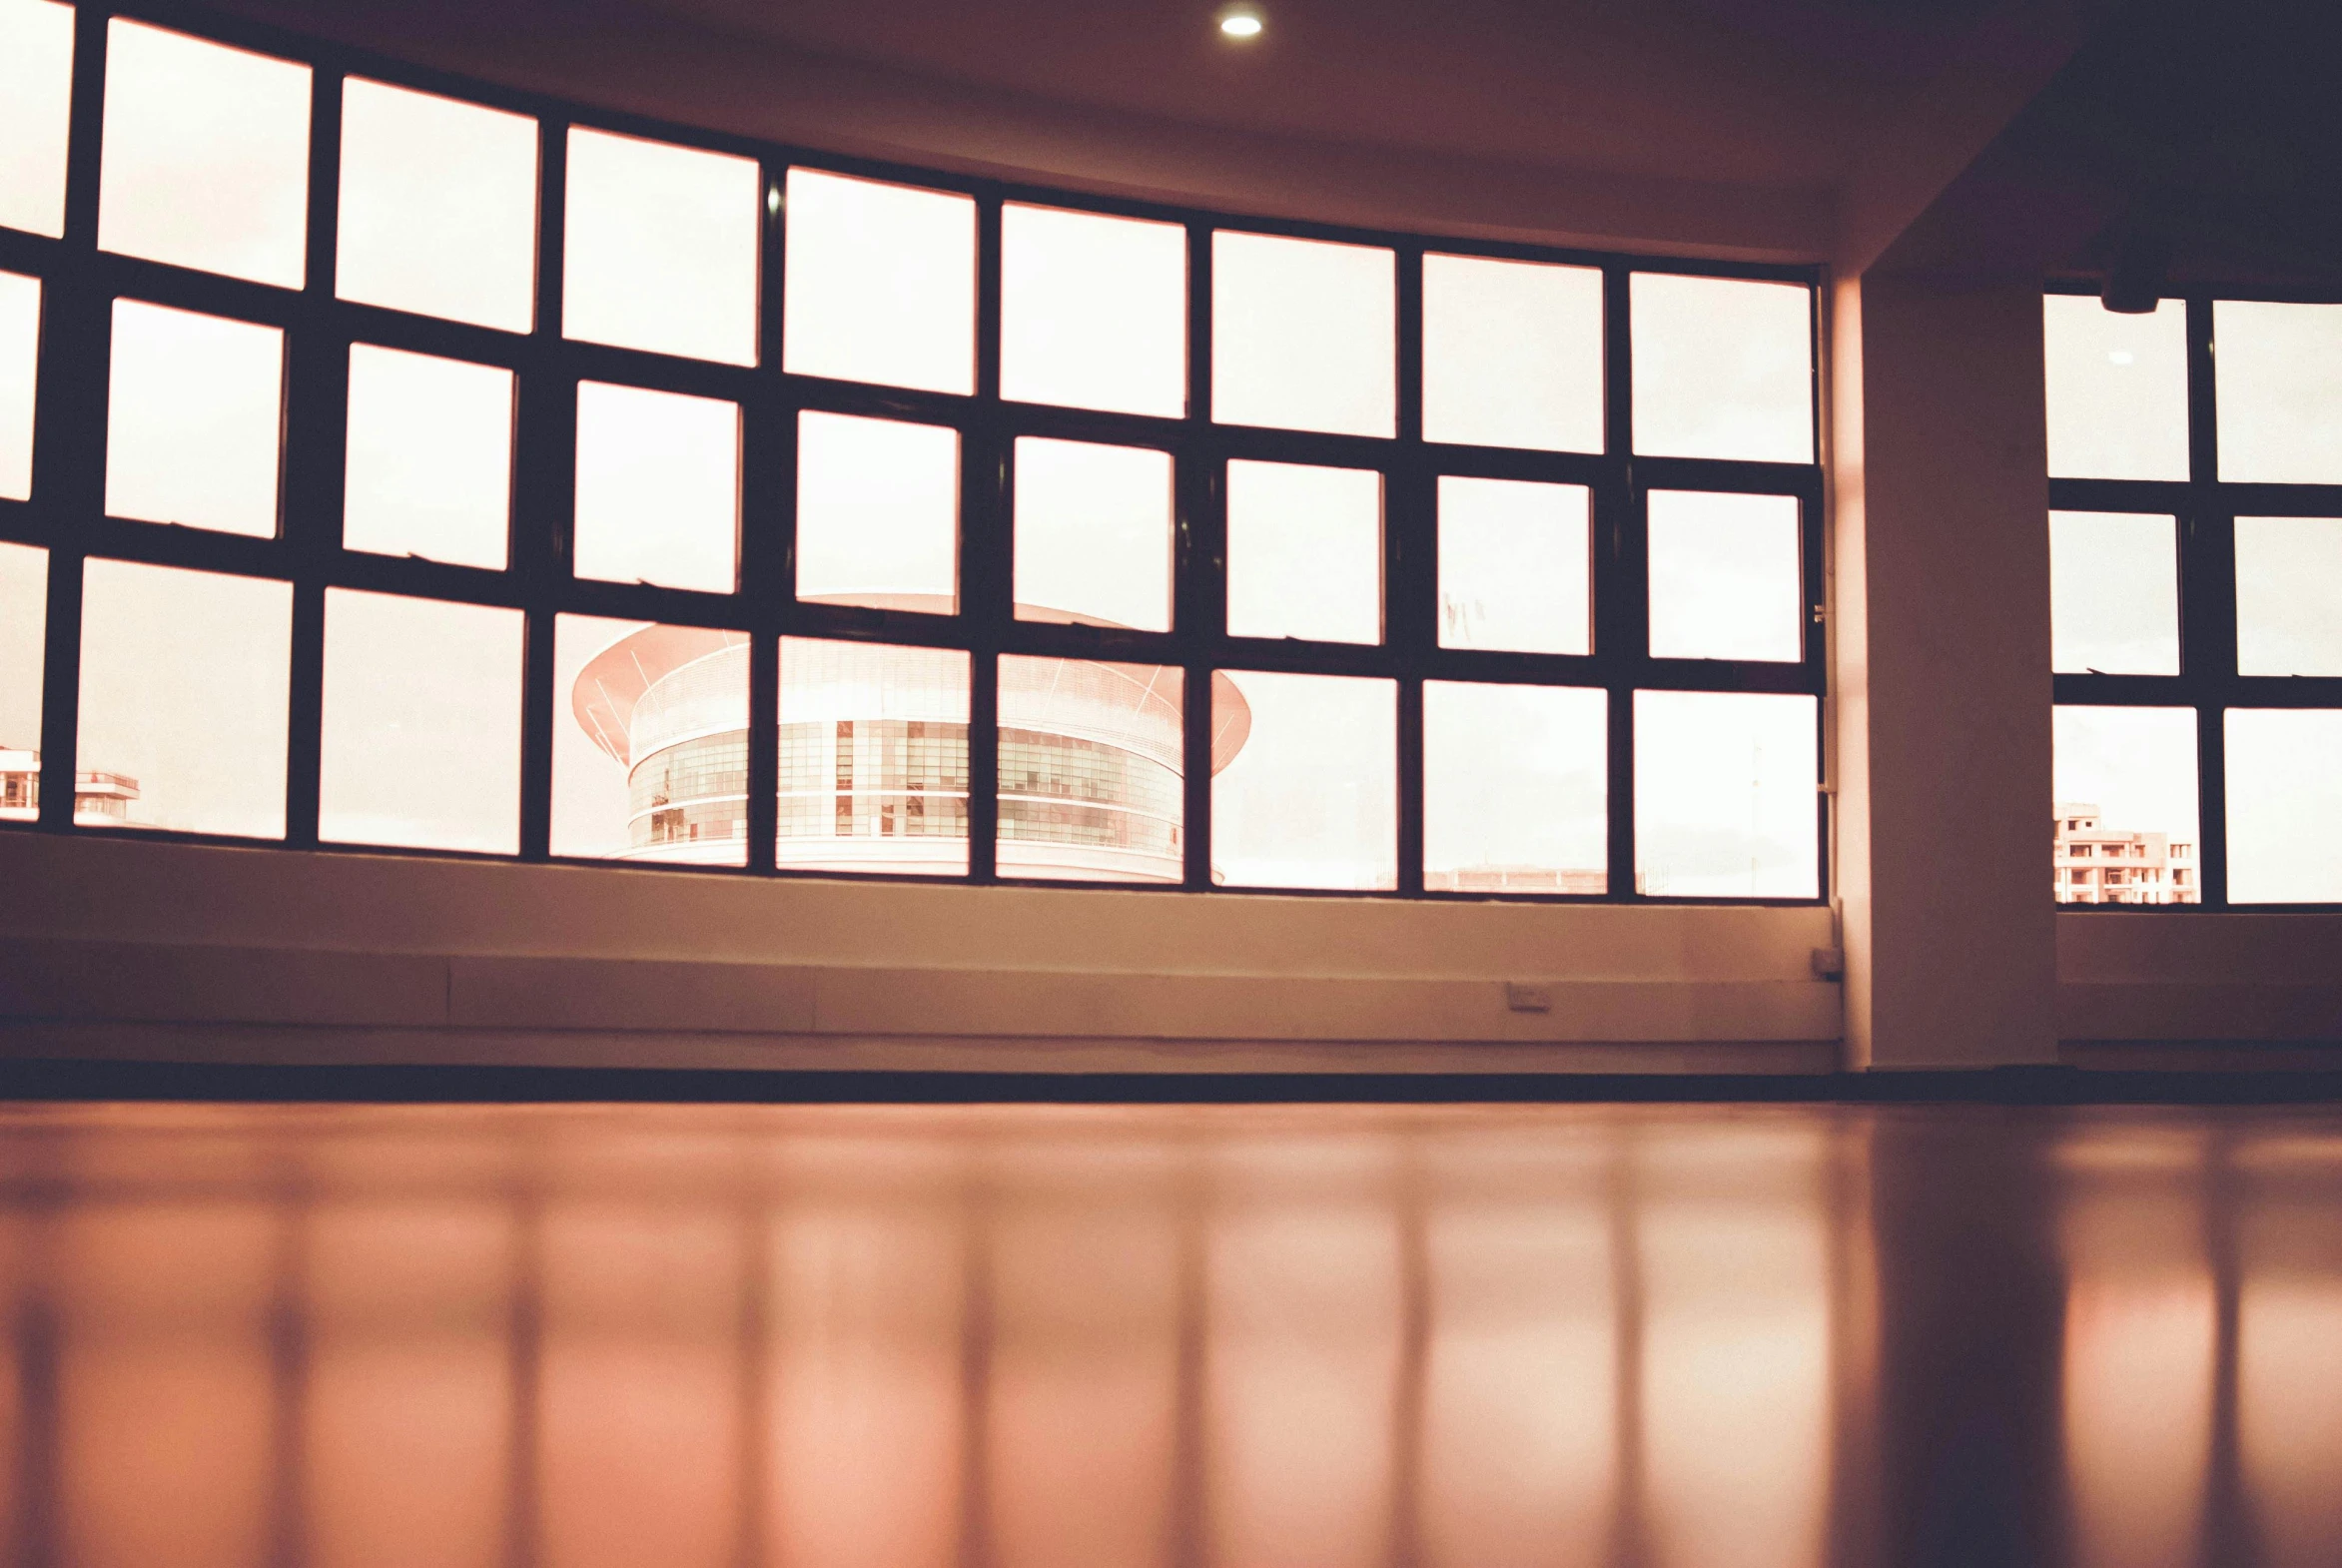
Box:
[576,626,1231,882]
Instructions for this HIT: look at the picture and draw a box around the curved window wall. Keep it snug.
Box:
[0,0,1825,901]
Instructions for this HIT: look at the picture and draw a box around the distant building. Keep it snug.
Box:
[0,750,143,825]
[572,622,1251,882]
[2054,802,2197,905]
[1426,867,1607,895]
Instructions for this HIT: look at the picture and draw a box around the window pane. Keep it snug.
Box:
[2052,706,2198,906]
[344,345,511,570]
[1635,690,1817,899]
[1630,274,1811,463]
[1647,490,1802,662]
[1224,459,1382,645]
[77,558,290,837]
[2226,709,2342,904]
[795,410,958,613]
[1210,669,1395,891]
[0,541,47,820]
[2043,296,2188,480]
[2216,301,2342,484]
[0,270,36,501]
[563,127,759,366]
[321,590,522,853]
[573,382,739,593]
[98,20,310,289]
[2050,510,2180,676]
[1211,231,1394,437]
[998,654,1183,884]
[1000,204,1183,417]
[1424,681,1606,894]
[0,0,74,238]
[106,300,283,537]
[1013,437,1171,633]
[1422,254,1602,453]
[1437,476,1590,655]
[556,615,748,864]
[778,636,969,876]
[2237,516,2342,676]
[783,168,975,395]
[337,78,537,333]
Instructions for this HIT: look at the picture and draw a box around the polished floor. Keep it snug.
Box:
[0,1099,2338,1568]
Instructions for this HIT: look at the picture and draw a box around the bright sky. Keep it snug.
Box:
[0,0,74,239]
[2051,705,2198,847]
[1437,476,1591,655]
[2050,511,2179,675]
[1629,273,1813,464]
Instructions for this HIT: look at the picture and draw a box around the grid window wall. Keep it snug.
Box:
[2046,287,2342,907]
[0,0,1825,903]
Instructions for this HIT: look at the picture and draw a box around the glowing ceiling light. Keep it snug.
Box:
[1218,6,1263,38]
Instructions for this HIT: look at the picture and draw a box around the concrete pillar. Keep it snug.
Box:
[1831,273,2057,1068]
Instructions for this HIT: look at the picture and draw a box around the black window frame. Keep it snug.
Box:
[2048,280,2342,911]
[0,0,1828,905]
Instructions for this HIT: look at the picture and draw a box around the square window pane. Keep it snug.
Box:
[2237,515,2342,676]
[2216,301,2342,483]
[574,382,739,593]
[344,345,512,570]
[1001,203,1183,417]
[77,558,290,837]
[1224,459,1382,645]
[0,270,36,501]
[2050,511,2179,675]
[2052,706,2198,905]
[795,410,959,613]
[0,542,48,817]
[1647,490,1802,662]
[556,615,748,864]
[321,590,522,853]
[1209,669,1395,891]
[2043,296,2188,480]
[0,0,74,238]
[1422,254,1602,453]
[564,127,759,366]
[783,168,976,395]
[778,636,969,876]
[106,300,283,537]
[1635,690,1817,899]
[1424,681,1606,894]
[2227,709,2342,904]
[1211,231,1394,437]
[98,19,310,289]
[1437,476,1589,654]
[998,654,1183,884]
[337,78,537,333]
[1013,437,1171,632]
[1631,274,1812,463]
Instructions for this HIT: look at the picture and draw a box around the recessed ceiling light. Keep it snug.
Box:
[1218,6,1263,38]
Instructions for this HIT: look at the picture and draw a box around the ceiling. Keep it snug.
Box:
[215,0,2342,289]
[629,0,2020,190]
[1888,0,2342,288]
[210,0,2101,260]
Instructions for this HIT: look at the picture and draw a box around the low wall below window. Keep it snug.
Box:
[0,834,1841,1075]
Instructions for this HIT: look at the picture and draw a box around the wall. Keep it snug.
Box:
[0,833,1842,1074]
[1830,273,2059,1069]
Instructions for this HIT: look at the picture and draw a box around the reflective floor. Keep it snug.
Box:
[1,1099,2339,1568]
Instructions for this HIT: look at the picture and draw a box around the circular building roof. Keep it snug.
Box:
[574,619,1252,774]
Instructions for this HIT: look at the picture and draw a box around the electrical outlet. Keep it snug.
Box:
[1504,982,1553,1013]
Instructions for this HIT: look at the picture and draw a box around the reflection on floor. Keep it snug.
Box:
[0,1099,2338,1568]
